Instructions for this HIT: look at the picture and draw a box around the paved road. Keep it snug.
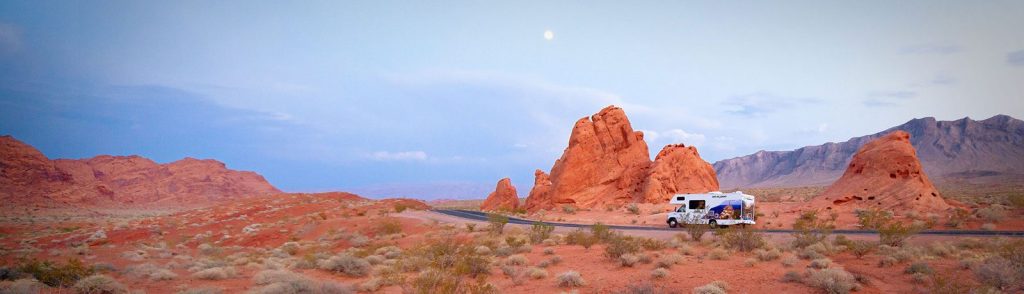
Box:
[433,209,1024,237]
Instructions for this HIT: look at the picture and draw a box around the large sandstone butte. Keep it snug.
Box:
[480,177,520,211]
[806,131,951,214]
[525,106,720,211]
[642,144,720,203]
[0,135,280,208]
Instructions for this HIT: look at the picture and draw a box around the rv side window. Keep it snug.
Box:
[688,200,705,210]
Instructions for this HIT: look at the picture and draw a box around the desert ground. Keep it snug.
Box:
[2,187,1022,294]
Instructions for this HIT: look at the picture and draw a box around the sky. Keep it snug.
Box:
[1,1,1022,199]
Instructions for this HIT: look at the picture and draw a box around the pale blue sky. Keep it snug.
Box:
[1,1,1022,198]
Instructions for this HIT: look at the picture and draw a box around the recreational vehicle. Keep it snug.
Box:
[665,191,756,228]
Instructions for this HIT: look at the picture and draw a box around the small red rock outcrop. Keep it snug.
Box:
[807,131,951,214]
[641,144,720,203]
[524,169,554,211]
[480,177,519,211]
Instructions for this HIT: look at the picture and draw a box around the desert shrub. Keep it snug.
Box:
[743,258,756,267]
[848,240,874,259]
[376,218,403,235]
[464,223,476,232]
[73,274,126,294]
[656,254,682,269]
[797,246,825,260]
[877,256,897,267]
[529,221,555,244]
[177,287,223,294]
[17,258,94,287]
[318,254,370,277]
[684,214,711,242]
[946,208,970,228]
[754,248,781,261]
[639,238,667,251]
[619,254,640,267]
[0,278,46,293]
[651,268,669,279]
[905,261,933,275]
[527,267,547,279]
[981,223,997,231]
[792,211,835,248]
[782,270,801,283]
[879,221,922,247]
[692,281,728,294]
[627,204,640,215]
[708,248,729,260]
[505,254,528,266]
[375,246,403,259]
[365,255,385,265]
[805,268,857,294]
[474,246,491,256]
[781,256,798,267]
[487,213,509,234]
[562,205,577,214]
[556,271,585,288]
[591,223,612,242]
[604,235,641,260]
[808,258,832,269]
[929,273,973,294]
[197,243,220,255]
[543,248,555,256]
[977,206,1007,223]
[505,236,527,251]
[716,227,765,252]
[192,267,237,280]
[855,209,892,230]
[357,278,381,292]
[973,256,1022,291]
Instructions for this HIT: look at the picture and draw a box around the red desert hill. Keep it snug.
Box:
[805,131,952,215]
[0,135,280,209]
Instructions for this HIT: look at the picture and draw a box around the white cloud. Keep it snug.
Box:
[817,123,829,133]
[368,151,428,161]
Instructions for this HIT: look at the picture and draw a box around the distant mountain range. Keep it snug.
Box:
[713,115,1024,189]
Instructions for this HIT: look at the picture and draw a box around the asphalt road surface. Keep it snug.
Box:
[433,209,1024,237]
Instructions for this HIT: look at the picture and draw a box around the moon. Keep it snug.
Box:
[543,30,554,41]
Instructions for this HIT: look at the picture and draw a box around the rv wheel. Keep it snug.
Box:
[668,219,679,228]
[708,220,717,228]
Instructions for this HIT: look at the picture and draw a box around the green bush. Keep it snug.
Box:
[716,227,766,252]
[591,223,612,242]
[855,209,892,230]
[529,221,554,244]
[905,261,933,275]
[684,214,711,242]
[18,258,94,287]
[626,204,640,215]
[878,222,922,247]
[792,211,835,248]
[603,235,640,260]
[487,213,509,235]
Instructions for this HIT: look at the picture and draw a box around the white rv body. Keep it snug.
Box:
[665,191,756,228]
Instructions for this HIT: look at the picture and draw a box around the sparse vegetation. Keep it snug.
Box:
[805,268,857,294]
[487,213,509,234]
[318,254,370,277]
[604,235,641,260]
[692,281,729,294]
[529,221,554,244]
[792,210,835,248]
[684,214,711,242]
[716,227,766,252]
[16,258,94,287]
[626,203,640,215]
[375,218,403,235]
[73,274,127,294]
[556,271,585,288]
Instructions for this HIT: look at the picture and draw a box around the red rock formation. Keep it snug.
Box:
[524,169,554,211]
[0,135,280,208]
[546,106,652,208]
[480,177,519,211]
[642,144,720,203]
[807,131,951,214]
